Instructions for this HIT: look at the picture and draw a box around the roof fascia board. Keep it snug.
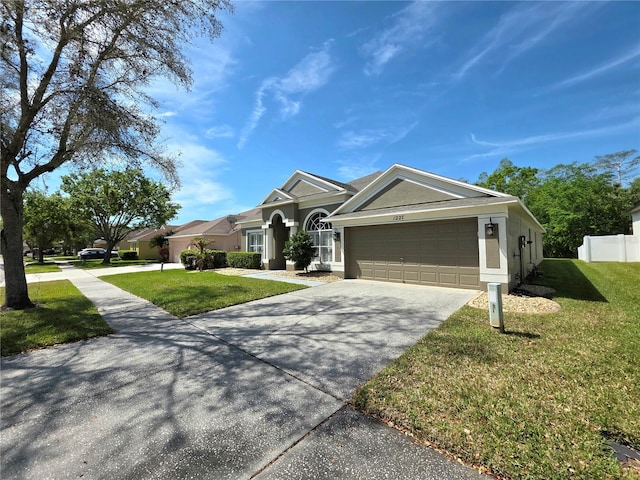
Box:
[282,170,346,193]
[260,188,295,206]
[398,164,510,197]
[235,218,263,227]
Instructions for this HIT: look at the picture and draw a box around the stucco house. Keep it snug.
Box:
[632,203,640,236]
[167,210,260,263]
[127,224,179,260]
[238,164,544,291]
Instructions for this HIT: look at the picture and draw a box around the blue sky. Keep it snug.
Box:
[46,1,640,224]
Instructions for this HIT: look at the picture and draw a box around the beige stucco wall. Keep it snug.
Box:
[262,204,298,224]
[506,210,544,288]
[132,241,162,260]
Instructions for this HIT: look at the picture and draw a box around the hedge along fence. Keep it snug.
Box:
[180,249,227,270]
[227,252,262,269]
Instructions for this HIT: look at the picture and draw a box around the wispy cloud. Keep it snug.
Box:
[467,118,640,160]
[548,44,640,91]
[205,125,234,138]
[338,121,419,150]
[337,154,383,180]
[361,2,437,76]
[238,41,335,149]
[167,142,234,211]
[453,2,599,80]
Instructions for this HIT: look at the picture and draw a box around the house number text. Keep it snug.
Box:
[392,215,405,221]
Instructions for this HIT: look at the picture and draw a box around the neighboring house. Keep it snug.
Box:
[238,164,544,291]
[92,229,141,252]
[578,203,640,262]
[633,203,640,236]
[127,224,179,260]
[167,210,260,263]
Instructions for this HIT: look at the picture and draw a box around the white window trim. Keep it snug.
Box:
[303,209,333,264]
[247,229,264,253]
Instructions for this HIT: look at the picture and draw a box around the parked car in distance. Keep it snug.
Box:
[77,248,119,260]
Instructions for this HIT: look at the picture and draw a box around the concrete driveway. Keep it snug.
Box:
[1,273,485,479]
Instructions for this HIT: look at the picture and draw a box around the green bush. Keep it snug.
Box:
[180,249,226,270]
[227,252,262,269]
[283,230,315,271]
[119,250,138,260]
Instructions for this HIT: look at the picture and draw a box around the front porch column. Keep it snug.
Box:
[262,227,273,265]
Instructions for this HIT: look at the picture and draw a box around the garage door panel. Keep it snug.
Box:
[460,274,480,287]
[404,270,419,283]
[347,218,479,288]
[439,273,458,285]
[420,271,438,283]
[388,269,403,281]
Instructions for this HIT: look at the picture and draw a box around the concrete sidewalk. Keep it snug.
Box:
[1,266,486,479]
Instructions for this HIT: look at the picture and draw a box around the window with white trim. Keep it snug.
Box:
[306,212,333,263]
[247,231,264,253]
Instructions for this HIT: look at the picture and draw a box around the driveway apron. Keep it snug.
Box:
[1,269,486,479]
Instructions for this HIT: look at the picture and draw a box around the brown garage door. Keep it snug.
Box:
[346,218,479,288]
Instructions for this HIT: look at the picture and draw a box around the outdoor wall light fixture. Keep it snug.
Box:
[485,218,497,237]
[333,231,341,241]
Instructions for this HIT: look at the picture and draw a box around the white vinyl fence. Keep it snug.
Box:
[578,234,640,262]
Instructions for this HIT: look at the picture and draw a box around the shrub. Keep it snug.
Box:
[283,230,315,271]
[180,249,226,270]
[158,246,169,262]
[119,250,138,260]
[227,252,262,269]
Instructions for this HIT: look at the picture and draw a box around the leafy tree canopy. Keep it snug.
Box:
[61,168,179,263]
[476,155,638,258]
[23,190,69,263]
[594,149,640,187]
[1,0,230,308]
[476,158,540,202]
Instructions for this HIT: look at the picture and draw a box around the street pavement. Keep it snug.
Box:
[0,264,488,479]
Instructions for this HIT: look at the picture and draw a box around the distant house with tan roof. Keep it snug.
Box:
[167,209,261,263]
[128,220,206,260]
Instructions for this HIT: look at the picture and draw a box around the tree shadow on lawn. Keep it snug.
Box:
[536,259,607,303]
[503,330,541,339]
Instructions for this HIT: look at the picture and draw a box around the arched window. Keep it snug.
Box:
[306,211,333,263]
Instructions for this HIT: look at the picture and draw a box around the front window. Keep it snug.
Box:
[306,212,333,263]
[248,231,264,253]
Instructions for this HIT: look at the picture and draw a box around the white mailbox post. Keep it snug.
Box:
[487,282,505,333]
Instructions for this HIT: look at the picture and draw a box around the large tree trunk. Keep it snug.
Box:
[102,241,114,264]
[0,185,34,309]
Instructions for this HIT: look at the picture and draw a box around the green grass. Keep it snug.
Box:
[24,261,61,273]
[353,260,640,480]
[71,258,155,269]
[0,280,114,356]
[102,269,307,318]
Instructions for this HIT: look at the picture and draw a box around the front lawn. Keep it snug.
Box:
[354,260,640,479]
[102,269,307,318]
[24,261,61,273]
[0,280,114,356]
[71,258,155,269]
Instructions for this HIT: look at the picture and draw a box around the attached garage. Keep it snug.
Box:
[345,218,480,288]
[250,163,544,292]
